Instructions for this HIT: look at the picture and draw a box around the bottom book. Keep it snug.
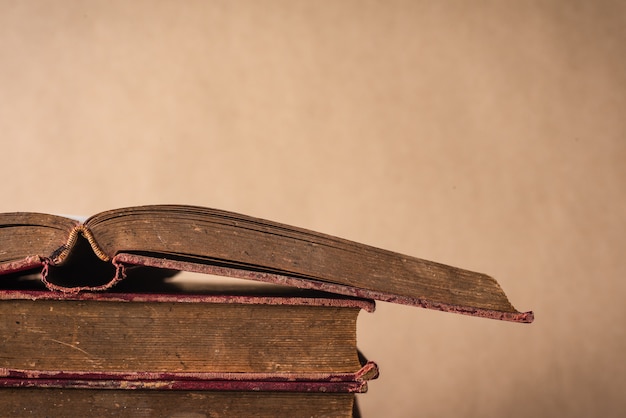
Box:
[1,388,361,417]
[1,362,376,417]
[0,357,377,417]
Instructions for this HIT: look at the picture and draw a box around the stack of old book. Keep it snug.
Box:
[0,205,533,417]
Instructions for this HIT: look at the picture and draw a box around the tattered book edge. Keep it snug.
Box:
[0,362,379,393]
[0,253,532,322]
[115,253,534,323]
[0,378,370,393]
[0,288,376,312]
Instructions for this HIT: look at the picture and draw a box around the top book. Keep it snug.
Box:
[0,205,532,323]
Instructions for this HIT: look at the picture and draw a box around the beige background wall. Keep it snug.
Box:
[1,1,624,416]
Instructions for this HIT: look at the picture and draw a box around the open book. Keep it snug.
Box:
[0,205,532,323]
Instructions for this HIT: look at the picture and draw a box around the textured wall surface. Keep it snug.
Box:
[1,1,624,416]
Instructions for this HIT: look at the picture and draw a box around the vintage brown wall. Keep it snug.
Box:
[1,1,624,416]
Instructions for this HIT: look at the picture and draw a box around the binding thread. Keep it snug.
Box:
[57,225,111,262]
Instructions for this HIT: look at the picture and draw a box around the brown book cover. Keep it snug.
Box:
[0,287,375,375]
[0,204,532,322]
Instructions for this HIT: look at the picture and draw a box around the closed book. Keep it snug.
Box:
[0,286,375,376]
